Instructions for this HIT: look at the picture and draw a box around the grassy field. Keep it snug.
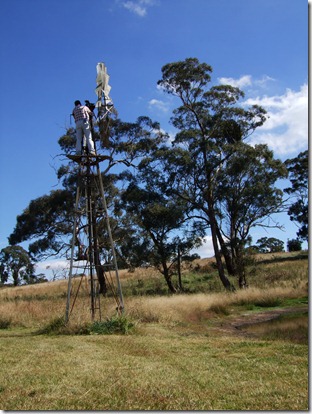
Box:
[0,251,308,410]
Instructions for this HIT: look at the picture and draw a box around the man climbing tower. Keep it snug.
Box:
[72,100,96,155]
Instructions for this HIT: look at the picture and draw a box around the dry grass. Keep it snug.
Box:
[0,252,308,410]
[126,285,307,325]
[0,282,306,329]
[0,252,308,329]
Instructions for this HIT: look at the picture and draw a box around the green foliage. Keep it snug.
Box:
[0,317,11,329]
[237,296,282,309]
[281,296,308,307]
[89,316,135,335]
[287,238,302,252]
[285,150,308,241]
[158,57,213,98]
[153,57,287,291]
[256,237,285,253]
[121,173,205,292]
[37,316,66,334]
[8,190,74,260]
[253,297,282,308]
[122,275,172,296]
[0,245,35,286]
[57,128,76,153]
[38,315,134,336]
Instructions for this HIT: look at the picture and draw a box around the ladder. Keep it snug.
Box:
[65,154,124,323]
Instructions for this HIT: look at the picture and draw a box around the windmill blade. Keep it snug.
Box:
[95,62,112,106]
[95,62,109,96]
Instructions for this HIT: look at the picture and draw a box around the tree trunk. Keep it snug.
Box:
[164,274,177,293]
[177,245,183,291]
[235,246,248,289]
[215,225,236,276]
[13,270,19,286]
[92,228,107,295]
[162,262,177,293]
[209,211,235,291]
[238,272,248,289]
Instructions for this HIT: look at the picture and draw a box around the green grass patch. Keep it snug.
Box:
[89,316,135,335]
[280,296,308,307]
[0,324,308,410]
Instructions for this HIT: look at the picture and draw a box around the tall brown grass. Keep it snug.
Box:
[0,252,307,329]
[126,285,307,324]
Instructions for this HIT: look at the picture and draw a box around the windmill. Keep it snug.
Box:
[65,63,124,324]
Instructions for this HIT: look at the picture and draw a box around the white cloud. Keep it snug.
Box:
[148,98,170,113]
[36,259,69,271]
[244,83,308,156]
[121,0,156,16]
[217,74,307,155]
[153,73,307,158]
[218,75,252,89]
[254,75,276,88]
[218,74,275,91]
[191,236,214,259]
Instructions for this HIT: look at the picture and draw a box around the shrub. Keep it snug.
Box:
[0,317,11,329]
[209,304,230,315]
[287,239,302,252]
[37,315,135,336]
[37,316,66,334]
[253,297,282,308]
[89,315,135,335]
[235,294,282,309]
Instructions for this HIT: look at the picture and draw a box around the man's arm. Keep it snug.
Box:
[85,106,95,120]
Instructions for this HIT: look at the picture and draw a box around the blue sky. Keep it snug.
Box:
[0,0,308,274]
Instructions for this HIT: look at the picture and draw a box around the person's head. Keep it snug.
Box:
[74,100,81,106]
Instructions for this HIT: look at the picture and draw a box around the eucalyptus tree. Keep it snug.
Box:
[256,237,285,253]
[215,143,287,287]
[120,167,204,292]
[284,150,308,242]
[0,245,36,286]
[152,58,287,290]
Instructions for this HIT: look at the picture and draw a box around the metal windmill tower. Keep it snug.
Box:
[65,63,124,324]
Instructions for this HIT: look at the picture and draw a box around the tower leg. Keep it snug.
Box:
[65,155,124,323]
[65,187,81,324]
[96,163,124,313]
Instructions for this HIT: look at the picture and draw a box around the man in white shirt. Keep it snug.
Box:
[72,100,96,155]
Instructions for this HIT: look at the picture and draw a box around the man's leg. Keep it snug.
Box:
[75,121,84,154]
[82,121,95,154]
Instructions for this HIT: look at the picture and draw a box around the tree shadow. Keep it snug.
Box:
[257,251,308,265]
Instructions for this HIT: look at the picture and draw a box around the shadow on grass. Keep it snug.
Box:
[35,315,135,336]
[244,311,308,344]
[257,251,308,265]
